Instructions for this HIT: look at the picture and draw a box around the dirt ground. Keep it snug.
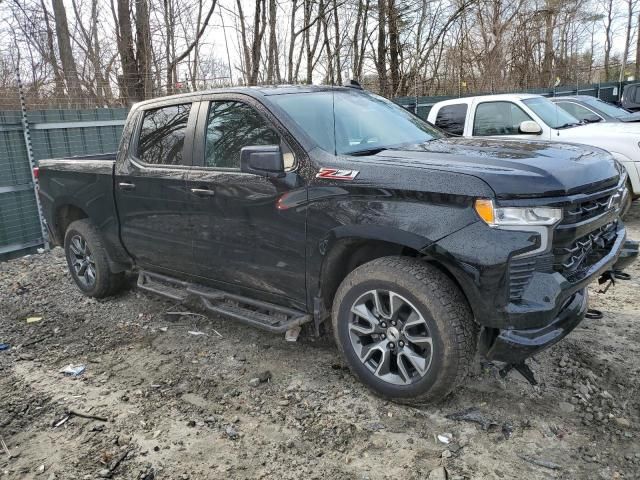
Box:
[1,206,639,480]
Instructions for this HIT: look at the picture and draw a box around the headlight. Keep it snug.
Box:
[474,199,562,227]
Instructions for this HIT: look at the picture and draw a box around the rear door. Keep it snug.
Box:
[433,103,467,136]
[115,100,200,275]
[185,95,308,307]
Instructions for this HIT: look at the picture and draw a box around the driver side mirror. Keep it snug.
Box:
[518,120,542,134]
[240,145,285,178]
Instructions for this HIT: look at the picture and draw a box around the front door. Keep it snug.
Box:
[185,97,307,307]
[471,101,540,140]
[115,101,199,275]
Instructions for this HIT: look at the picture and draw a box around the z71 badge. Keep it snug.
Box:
[316,168,359,180]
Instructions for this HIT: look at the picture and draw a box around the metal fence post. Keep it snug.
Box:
[16,67,49,250]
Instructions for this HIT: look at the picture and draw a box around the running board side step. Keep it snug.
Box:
[137,271,311,334]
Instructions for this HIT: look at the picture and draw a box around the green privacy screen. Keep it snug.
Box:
[0,108,127,257]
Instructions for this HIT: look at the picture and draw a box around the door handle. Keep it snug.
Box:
[118,182,136,191]
[190,188,215,197]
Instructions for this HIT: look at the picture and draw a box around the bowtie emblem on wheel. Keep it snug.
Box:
[316,168,359,180]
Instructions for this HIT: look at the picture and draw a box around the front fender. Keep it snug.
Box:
[304,189,479,307]
[609,151,640,195]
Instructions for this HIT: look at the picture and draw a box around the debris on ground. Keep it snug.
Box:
[445,407,498,431]
[437,433,453,444]
[0,343,9,351]
[26,316,42,323]
[59,364,86,376]
[518,455,562,470]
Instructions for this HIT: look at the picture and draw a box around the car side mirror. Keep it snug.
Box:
[518,120,542,134]
[240,145,285,178]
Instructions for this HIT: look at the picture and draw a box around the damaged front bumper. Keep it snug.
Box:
[485,233,638,364]
[485,288,587,363]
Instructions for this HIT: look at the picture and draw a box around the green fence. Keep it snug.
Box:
[0,108,128,258]
[395,80,632,120]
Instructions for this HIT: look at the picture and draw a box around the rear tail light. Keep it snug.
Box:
[33,167,39,179]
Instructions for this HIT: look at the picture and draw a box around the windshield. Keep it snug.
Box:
[269,90,441,155]
[581,97,631,118]
[522,97,581,129]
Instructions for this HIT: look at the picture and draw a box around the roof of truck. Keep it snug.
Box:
[132,84,359,109]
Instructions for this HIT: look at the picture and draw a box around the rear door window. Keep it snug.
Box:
[435,104,467,135]
[137,104,192,165]
[473,101,533,136]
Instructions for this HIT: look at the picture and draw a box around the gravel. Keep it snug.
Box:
[1,204,639,479]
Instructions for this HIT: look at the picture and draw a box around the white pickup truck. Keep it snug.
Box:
[427,93,640,203]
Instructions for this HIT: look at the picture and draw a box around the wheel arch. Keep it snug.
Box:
[54,203,89,245]
[316,226,473,318]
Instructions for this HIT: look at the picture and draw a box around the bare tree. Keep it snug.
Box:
[52,0,81,96]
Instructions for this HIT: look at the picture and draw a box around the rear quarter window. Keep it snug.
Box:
[435,104,467,135]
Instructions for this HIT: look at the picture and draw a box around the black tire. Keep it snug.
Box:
[64,219,125,298]
[332,256,478,404]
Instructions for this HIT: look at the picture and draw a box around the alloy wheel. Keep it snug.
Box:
[69,234,96,288]
[348,289,434,385]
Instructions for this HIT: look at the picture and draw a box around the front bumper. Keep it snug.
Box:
[500,221,628,329]
[485,288,587,362]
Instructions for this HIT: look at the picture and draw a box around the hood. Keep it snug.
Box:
[560,121,640,136]
[369,138,620,199]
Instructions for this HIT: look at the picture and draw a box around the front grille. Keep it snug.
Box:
[552,222,617,282]
[561,194,611,225]
[507,181,623,303]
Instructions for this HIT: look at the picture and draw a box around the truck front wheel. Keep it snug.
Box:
[64,219,125,298]
[332,256,478,403]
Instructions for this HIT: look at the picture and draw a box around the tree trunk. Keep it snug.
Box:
[135,0,152,99]
[603,0,614,81]
[388,0,400,95]
[267,0,277,82]
[52,0,81,99]
[635,10,640,80]
[376,0,387,95]
[249,0,266,85]
[541,3,555,87]
[620,0,633,82]
[116,0,141,103]
[41,0,65,98]
[332,0,342,84]
[287,0,298,82]
[236,0,252,84]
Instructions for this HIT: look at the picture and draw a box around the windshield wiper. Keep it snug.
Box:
[347,147,389,156]
[556,122,581,129]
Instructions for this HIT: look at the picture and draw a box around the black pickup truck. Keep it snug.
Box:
[38,85,637,403]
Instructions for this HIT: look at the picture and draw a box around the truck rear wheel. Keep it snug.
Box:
[332,256,478,404]
[64,219,125,298]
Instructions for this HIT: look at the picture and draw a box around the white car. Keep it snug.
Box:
[427,93,640,201]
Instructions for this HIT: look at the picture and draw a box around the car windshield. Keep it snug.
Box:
[269,90,442,155]
[581,97,631,118]
[522,97,581,129]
